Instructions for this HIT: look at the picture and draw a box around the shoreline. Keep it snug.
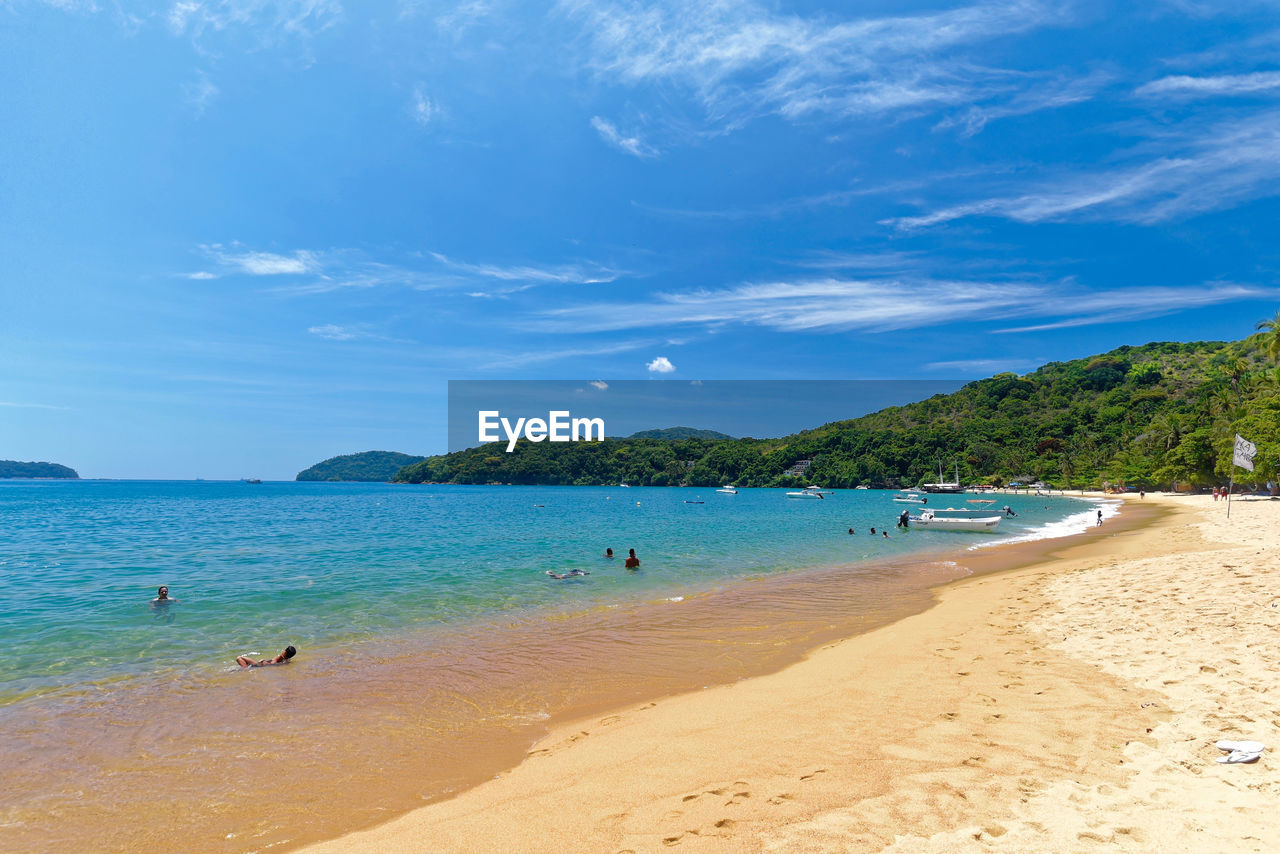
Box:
[301,493,1278,853]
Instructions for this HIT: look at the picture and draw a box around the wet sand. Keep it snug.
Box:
[301,494,1279,853]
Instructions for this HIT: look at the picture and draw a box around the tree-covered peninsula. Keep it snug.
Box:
[0,460,79,479]
[296,451,426,482]
[394,329,1280,491]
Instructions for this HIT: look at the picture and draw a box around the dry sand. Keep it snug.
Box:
[302,494,1279,853]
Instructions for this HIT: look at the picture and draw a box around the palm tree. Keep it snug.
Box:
[1257,310,1280,363]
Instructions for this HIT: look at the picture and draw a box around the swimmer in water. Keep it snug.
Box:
[605,548,614,558]
[237,646,296,668]
[624,549,640,569]
[546,569,590,580]
[151,586,177,606]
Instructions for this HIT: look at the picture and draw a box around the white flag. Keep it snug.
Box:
[1233,434,1257,472]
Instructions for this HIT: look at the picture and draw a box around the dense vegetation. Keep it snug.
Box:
[0,460,79,479]
[396,325,1280,491]
[628,426,735,440]
[296,450,426,482]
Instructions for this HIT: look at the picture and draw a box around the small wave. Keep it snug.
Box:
[969,498,1121,550]
[666,596,684,603]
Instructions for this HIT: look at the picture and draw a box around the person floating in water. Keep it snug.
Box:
[237,646,296,668]
[151,586,178,606]
[605,548,614,558]
[870,527,877,535]
[547,569,590,580]
[624,549,640,569]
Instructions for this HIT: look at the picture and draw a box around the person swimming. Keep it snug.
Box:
[151,586,178,606]
[624,549,640,569]
[546,569,590,580]
[236,646,296,668]
[605,548,614,558]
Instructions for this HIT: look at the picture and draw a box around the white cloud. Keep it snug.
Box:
[589,380,609,390]
[478,339,658,370]
[925,358,1041,372]
[886,109,1280,229]
[561,0,1068,129]
[186,271,218,280]
[646,355,676,373]
[1136,70,1280,98]
[163,0,343,46]
[214,248,319,275]
[590,116,658,158]
[0,400,71,410]
[411,84,435,125]
[536,278,1272,336]
[307,324,359,340]
[429,251,622,285]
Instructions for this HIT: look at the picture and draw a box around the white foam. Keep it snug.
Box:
[968,498,1121,550]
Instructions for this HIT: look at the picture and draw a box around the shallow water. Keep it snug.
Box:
[0,481,1102,851]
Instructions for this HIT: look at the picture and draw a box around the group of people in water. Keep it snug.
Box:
[547,548,641,580]
[150,586,297,668]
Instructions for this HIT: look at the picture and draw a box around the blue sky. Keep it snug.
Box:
[3,0,1280,478]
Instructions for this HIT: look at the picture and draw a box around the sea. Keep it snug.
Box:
[0,480,1114,852]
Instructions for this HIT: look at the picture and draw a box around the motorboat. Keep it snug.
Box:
[854,485,870,489]
[908,509,1001,531]
[716,485,739,494]
[928,499,999,516]
[785,485,827,499]
[892,491,926,503]
[619,482,630,488]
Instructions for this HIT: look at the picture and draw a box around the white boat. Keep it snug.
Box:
[928,499,999,516]
[892,491,926,503]
[854,485,870,490]
[716,485,739,494]
[909,510,1001,531]
[785,485,826,499]
[619,482,630,488]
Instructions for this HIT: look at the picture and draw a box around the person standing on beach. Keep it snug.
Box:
[237,646,296,668]
[624,549,640,569]
[1097,509,1103,526]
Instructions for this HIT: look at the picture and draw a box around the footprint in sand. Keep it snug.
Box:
[799,769,828,782]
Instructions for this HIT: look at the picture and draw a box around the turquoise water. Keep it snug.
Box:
[0,480,1100,704]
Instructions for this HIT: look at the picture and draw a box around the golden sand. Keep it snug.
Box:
[301,494,1279,853]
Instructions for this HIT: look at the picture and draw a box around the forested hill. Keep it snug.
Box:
[296,451,426,482]
[394,333,1280,490]
[0,460,79,479]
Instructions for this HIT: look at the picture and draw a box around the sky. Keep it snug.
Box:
[3,0,1280,478]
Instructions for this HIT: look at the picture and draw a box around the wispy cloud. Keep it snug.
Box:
[534,278,1272,335]
[205,245,320,275]
[1136,70,1280,98]
[924,357,1041,372]
[561,0,1069,129]
[477,338,658,370]
[428,251,623,286]
[165,0,343,47]
[0,400,71,410]
[934,71,1110,137]
[307,323,366,340]
[590,116,658,158]
[411,84,435,125]
[887,108,1280,228]
[183,69,219,116]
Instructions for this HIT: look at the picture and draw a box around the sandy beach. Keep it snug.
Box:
[302,493,1279,853]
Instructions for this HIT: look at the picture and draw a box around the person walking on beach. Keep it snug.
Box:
[1096,509,1103,526]
[624,549,640,569]
[237,646,296,668]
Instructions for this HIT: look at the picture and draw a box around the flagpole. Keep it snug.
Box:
[1227,475,1233,518]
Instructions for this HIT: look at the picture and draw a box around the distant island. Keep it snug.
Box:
[296,450,427,482]
[628,427,735,441]
[0,460,79,479]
